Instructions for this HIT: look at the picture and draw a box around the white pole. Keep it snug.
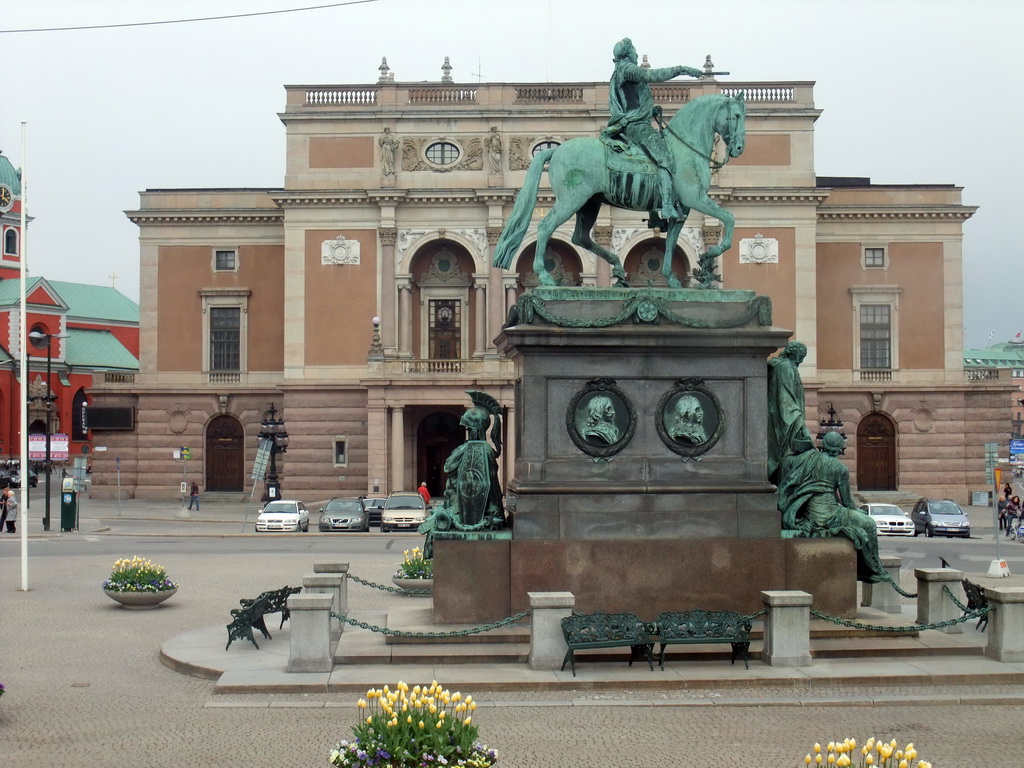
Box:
[19,121,29,591]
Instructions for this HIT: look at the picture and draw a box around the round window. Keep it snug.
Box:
[425,141,460,166]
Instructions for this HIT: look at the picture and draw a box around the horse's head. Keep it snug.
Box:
[716,92,746,158]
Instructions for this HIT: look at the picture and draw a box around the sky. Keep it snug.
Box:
[1,0,1021,349]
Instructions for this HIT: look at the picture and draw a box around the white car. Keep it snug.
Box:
[858,503,914,536]
[380,491,428,534]
[255,500,310,532]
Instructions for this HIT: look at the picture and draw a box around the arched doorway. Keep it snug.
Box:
[857,413,897,490]
[205,415,244,492]
[416,412,464,498]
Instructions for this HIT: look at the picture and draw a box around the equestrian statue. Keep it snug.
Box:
[493,38,746,289]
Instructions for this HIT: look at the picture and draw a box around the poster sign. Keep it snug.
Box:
[28,433,69,460]
[1010,438,1024,465]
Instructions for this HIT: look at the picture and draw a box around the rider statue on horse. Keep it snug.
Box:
[601,38,704,223]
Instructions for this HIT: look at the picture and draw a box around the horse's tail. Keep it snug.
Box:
[492,148,555,270]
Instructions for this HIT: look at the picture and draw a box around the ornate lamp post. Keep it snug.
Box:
[28,329,65,532]
[258,403,289,501]
[816,402,846,453]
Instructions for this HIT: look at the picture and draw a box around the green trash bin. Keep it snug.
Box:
[61,490,77,532]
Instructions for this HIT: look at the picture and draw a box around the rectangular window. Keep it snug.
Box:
[333,437,348,467]
[863,247,886,269]
[215,249,237,271]
[860,304,891,369]
[428,299,461,360]
[209,307,241,371]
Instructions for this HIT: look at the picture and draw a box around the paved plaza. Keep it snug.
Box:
[2,496,1023,766]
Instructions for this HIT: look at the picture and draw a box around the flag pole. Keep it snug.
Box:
[19,121,29,591]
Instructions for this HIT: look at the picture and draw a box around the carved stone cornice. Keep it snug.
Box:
[126,210,284,224]
[817,206,977,221]
[727,189,830,205]
[379,228,398,246]
[270,192,370,206]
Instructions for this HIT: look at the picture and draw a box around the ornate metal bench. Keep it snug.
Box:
[227,586,302,650]
[961,578,989,631]
[654,609,753,670]
[226,595,271,650]
[560,612,655,677]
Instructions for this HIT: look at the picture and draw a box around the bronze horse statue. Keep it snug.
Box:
[493,92,746,289]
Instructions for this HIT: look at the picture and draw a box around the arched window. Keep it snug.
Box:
[3,228,18,256]
[425,141,460,166]
[532,140,560,156]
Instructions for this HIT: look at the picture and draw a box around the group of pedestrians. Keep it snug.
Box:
[0,485,18,533]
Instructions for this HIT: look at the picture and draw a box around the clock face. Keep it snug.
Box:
[0,185,12,212]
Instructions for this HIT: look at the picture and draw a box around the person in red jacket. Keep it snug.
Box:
[417,482,431,505]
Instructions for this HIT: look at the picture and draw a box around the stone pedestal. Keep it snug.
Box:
[915,567,964,634]
[286,593,334,673]
[761,590,813,667]
[862,556,903,614]
[528,591,575,670]
[985,587,1024,662]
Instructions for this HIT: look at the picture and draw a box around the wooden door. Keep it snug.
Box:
[416,411,463,497]
[206,415,244,492]
[857,413,897,490]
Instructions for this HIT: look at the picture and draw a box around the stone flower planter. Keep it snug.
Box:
[103,587,178,609]
[391,577,433,594]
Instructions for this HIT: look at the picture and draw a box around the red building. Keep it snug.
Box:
[0,149,139,466]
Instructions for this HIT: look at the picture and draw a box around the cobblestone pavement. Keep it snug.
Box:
[3,530,1023,766]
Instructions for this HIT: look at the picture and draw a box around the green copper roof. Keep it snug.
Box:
[49,281,138,323]
[963,341,1024,368]
[65,328,138,370]
[0,150,21,195]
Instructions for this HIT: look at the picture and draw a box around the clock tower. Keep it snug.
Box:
[0,148,24,274]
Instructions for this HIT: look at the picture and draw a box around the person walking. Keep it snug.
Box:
[187,481,201,511]
[1006,495,1021,539]
[417,482,431,505]
[1,486,17,533]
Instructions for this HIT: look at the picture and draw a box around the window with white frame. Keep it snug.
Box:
[850,284,901,373]
[333,437,348,467]
[200,289,250,373]
[4,227,17,256]
[214,249,237,272]
[863,246,887,269]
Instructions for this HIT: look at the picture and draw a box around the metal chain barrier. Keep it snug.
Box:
[741,608,767,623]
[810,605,990,633]
[346,572,431,596]
[880,571,917,599]
[942,584,969,612]
[331,609,531,638]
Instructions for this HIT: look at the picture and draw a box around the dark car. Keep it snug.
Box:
[362,496,386,527]
[2,462,38,488]
[911,498,971,538]
[318,498,369,532]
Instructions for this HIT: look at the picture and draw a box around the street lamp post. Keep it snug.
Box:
[28,329,63,532]
[258,403,289,501]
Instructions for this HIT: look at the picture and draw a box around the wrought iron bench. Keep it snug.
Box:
[560,612,655,677]
[654,609,753,670]
[961,578,989,632]
[226,586,302,650]
[226,595,271,650]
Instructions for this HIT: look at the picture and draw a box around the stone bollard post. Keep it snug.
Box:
[313,563,349,618]
[304,573,346,639]
[528,591,575,671]
[286,592,334,673]
[862,556,903,614]
[985,587,1024,662]
[761,590,812,667]
[914,568,964,634]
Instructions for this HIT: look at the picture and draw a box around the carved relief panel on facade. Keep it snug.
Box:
[321,235,361,265]
[401,138,483,172]
[738,233,779,264]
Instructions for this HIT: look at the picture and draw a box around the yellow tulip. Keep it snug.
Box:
[815,754,823,765]
[814,744,822,754]
[865,756,874,766]
[366,716,373,724]
[407,715,412,724]
[469,702,477,711]
[357,699,367,708]
[464,717,471,725]
[436,721,443,729]
[805,756,812,765]
[827,743,835,752]
[828,755,835,765]
[418,720,425,729]
[899,761,908,768]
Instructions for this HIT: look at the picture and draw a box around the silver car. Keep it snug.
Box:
[380,491,427,533]
[318,498,369,532]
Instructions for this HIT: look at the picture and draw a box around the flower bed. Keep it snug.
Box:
[394,547,432,580]
[804,738,931,768]
[330,680,496,768]
[101,556,178,593]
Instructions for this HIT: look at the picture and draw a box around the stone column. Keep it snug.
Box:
[761,590,812,667]
[505,283,518,315]
[313,563,349,618]
[286,592,334,673]
[504,404,516,487]
[397,282,413,357]
[862,556,903,614]
[304,572,346,638]
[528,591,575,670]
[391,406,405,492]
[985,586,1024,662]
[473,282,487,358]
[380,228,398,352]
[915,567,964,634]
